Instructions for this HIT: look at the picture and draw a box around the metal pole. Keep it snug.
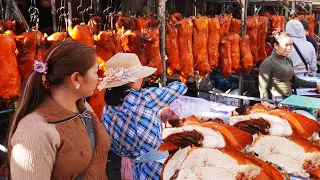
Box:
[157,0,166,86]
[310,2,312,15]
[241,0,248,36]
[239,0,248,107]
[284,0,289,24]
[68,0,72,27]
[51,0,57,32]
[291,0,295,18]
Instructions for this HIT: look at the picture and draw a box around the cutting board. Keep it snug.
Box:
[280,95,320,109]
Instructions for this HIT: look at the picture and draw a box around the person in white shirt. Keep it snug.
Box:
[285,20,318,77]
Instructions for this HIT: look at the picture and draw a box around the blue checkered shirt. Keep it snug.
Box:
[102,81,187,180]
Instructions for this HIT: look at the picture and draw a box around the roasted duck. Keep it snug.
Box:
[240,35,253,74]
[68,25,94,47]
[15,31,46,82]
[146,28,163,82]
[219,36,232,79]
[192,16,210,78]
[177,18,194,83]
[207,17,220,69]
[165,23,180,76]
[0,34,21,99]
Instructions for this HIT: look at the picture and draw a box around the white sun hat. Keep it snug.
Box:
[97,53,156,90]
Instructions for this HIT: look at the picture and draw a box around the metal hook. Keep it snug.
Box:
[86,7,95,16]
[77,5,85,14]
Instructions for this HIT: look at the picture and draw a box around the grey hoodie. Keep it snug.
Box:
[285,20,317,76]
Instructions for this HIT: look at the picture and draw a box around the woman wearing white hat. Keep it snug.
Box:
[98,53,187,180]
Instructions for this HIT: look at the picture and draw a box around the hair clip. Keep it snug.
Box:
[34,60,48,74]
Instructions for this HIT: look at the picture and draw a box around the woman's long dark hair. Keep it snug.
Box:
[6,41,96,176]
[104,85,131,106]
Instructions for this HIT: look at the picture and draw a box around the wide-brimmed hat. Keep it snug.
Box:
[97,53,156,90]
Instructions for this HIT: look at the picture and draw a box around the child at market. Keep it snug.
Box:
[98,53,187,180]
[7,41,110,179]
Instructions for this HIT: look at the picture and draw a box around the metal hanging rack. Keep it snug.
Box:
[28,0,39,32]
[77,0,86,24]
[56,0,69,32]
[0,0,4,20]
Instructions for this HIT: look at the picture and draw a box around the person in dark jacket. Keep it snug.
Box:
[300,19,318,58]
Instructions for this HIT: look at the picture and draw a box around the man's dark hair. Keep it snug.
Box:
[300,19,310,31]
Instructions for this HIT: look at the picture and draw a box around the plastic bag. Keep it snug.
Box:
[169,96,237,123]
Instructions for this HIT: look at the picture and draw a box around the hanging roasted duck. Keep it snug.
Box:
[177,18,194,83]
[192,16,210,79]
[207,17,220,70]
[165,23,180,76]
[0,33,21,99]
